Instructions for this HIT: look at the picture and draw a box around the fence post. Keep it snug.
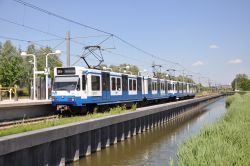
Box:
[14,85,18,101]
[0,85,2,101]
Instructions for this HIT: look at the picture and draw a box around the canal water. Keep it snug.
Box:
[67,98,226,166]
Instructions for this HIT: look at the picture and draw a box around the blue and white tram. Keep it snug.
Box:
[51,66,196,112]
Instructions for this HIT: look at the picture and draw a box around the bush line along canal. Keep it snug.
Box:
[0,95,222,165]
[177,93,250,166]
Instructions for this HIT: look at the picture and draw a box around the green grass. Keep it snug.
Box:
[177,94,250,166]
[0,104,137,137]
[225,93,241,108]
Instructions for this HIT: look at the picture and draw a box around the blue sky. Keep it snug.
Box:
[0,0,250,85]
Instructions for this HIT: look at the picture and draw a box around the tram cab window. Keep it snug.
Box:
[82,75,86,90]
[53,76,79,91]
[91,75,100,91]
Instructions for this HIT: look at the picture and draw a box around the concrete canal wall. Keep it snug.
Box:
[0,95,221,166]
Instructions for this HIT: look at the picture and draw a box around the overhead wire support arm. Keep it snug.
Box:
[152,62,163,78]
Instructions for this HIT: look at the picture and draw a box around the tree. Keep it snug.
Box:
[109,63,139,75]
[166,75,195,83]
[231,74,250,91]
[0,41,62,88]
[0,42,2,53]
[0,41,28,87]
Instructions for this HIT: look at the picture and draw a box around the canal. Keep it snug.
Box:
[67,98,226,166]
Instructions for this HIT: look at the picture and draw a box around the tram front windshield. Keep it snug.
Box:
[53,76,79,91]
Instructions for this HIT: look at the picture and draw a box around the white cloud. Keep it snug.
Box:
[228,58,243,64]
[192,60,204,66]
[209,44,219,49]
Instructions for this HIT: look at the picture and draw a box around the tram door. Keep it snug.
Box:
[102,72,110,101]
[122,75,128,99]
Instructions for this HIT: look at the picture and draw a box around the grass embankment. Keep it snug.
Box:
[0,105,136,137]
[177,94,250,165]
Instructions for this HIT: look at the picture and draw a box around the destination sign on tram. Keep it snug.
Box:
[57,67,76,75]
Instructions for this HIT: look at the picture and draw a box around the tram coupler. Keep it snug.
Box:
[56,105,70,113]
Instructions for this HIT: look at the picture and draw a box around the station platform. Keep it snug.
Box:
[0,99,54,122]
[0,99,51,108]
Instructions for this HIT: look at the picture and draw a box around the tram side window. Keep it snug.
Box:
[91,75,100,91]
[148,79,151,91]
[133,79,137,91]
[161,82,165,91]
[168,83,172,91]
[117,78,121,91]
[152,82,157,91]
[129,79,133,91]
[77,78,80,91]
[129,79,137,91]
[82,75,86,90]
[112,77,116,91]
[183,84,186,90]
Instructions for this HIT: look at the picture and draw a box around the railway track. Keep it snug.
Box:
[0,96,212,130]
[0,115,58,129]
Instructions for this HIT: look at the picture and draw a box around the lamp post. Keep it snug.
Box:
[45,50,61,100]
[21,52,37,100]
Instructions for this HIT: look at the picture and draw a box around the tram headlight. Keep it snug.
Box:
[51,96,56,101]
